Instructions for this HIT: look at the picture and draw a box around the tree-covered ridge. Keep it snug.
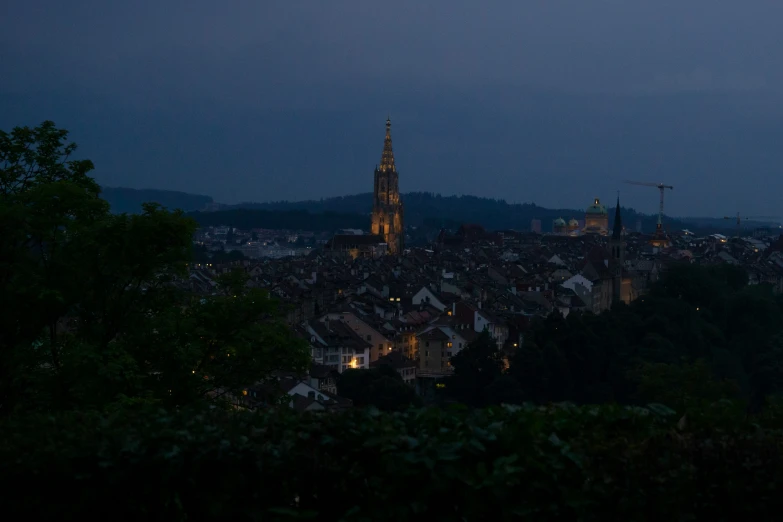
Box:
[103,187,746,234]
[231,191,699,232]
[100,186,214,214]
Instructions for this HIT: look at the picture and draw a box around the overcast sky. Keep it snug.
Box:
[2,1,782,217]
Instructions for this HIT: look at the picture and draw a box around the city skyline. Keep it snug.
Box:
[3,1,783,217]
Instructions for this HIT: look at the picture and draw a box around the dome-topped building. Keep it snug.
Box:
[584,197,609,235]
[553,217,567,235]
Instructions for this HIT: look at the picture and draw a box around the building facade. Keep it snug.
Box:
[584,198,609,235]
[370,118,405,254]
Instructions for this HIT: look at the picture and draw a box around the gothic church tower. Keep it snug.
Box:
[371,118,404,254]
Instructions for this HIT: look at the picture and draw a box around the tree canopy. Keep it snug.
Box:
[0,121,309,414]
[508,263,783,412]
[337,365,420,411]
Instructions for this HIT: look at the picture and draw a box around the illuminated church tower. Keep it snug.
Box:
[370,118,404,254]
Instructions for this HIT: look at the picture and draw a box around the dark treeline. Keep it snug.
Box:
[101,187,747,235]
[444,263,783,414]
[232,191,706,233]
[100,187,213,214]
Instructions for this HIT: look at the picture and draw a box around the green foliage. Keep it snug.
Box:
[4,403,783,520]
[630,359,740,413]
[510,263,783,412]
[0,122,309,414]
[337,366,420,411]
[447,329,505,406]
[485,375,525,406]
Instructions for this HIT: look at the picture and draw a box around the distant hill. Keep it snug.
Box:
[187,209,366,233]
[100,187,213,214]
[106,187,743,235]
[228,192,703,234]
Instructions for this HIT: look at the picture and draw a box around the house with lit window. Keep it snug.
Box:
[416,327,453,377]
[303,318,372,373]
[238,374,352,413]
[371,350,417,387]
[324,310,394,363]
[452,301,509,349]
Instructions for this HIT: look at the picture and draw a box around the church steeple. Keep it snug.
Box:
[612,194,623,239]
[371,117,404,254]
[379,117,396,173]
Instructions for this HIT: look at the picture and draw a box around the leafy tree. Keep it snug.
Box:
[629,359,741,413]
[484,375,525,406]
[0,121,309,414]
[336,365,419,411]
[336,368,380,401]
[510,262,783,411]
[363,376,421,412]
[447,329,505,406]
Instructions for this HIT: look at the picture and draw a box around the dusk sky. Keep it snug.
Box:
[2,1,782,217]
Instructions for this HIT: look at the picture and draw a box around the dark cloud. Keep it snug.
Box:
[2,1,783,216]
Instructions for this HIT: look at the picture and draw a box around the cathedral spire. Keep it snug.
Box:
[612,194,623,239]
[379,117,395,173]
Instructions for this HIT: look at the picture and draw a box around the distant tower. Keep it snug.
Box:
[371,118,404,254]
[610,195,625,304]
[530,219,542,234]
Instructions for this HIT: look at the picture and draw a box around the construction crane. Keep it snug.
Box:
[623,180,674,231]
[723,213,781,237]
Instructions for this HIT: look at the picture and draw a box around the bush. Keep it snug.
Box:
[3,403,783,520]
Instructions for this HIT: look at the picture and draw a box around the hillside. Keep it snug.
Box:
[100,187,213,214]
[105,187,745,235]
[230,192,696,233]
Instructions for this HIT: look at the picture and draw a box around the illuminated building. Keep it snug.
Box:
[370,118,405,254]
[584,198,609,235]
[553,217,567,234]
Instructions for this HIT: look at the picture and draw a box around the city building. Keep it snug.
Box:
[584,198,609,235]
[530,219,542,234]
[553,217,567,234]
[370,118,405,254]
